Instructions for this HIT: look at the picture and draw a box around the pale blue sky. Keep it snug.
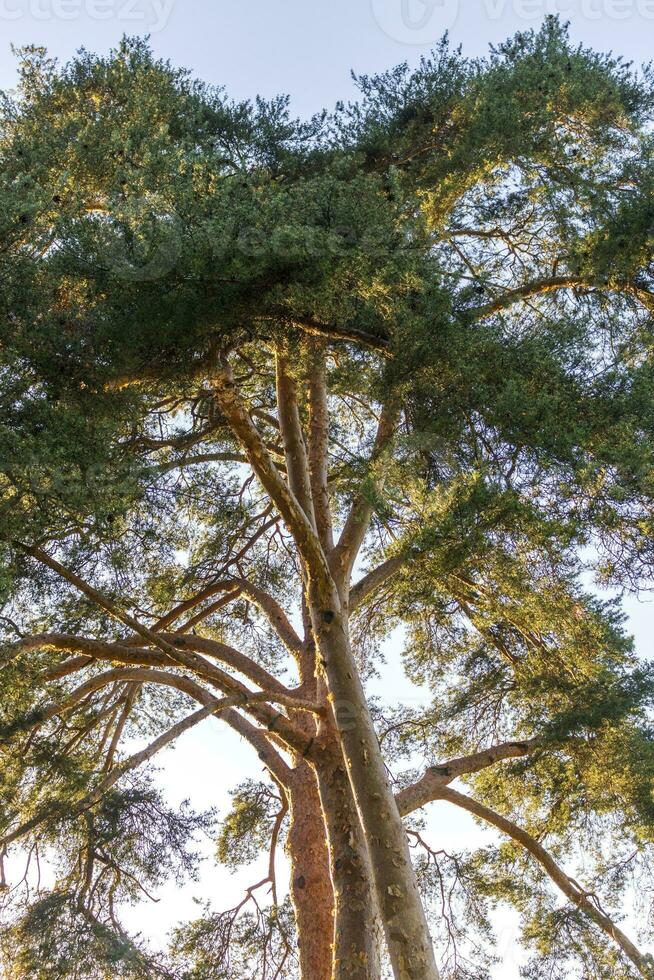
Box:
[1,1,654,115]
[1,3,652,977]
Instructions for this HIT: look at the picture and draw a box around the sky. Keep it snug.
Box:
[1,2,653,977]
[1,0,654,113]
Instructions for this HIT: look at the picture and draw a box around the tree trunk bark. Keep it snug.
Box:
[211,363,439,979]
[287,762,335,980]
[317,747,382,980]
[310,600,440,980]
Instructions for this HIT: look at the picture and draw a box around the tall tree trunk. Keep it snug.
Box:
[317,746,382,980]
[211,363,439,979]
[310,602,440,980]
[287,762,335,980]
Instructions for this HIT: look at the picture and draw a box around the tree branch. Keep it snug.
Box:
[333,403,399,584]
[288,316,390,354]
[18,634,317,755]
[151,581,240,632]
[275,349,316,529]
[349,555,406,612]
[1,692,267,851]
[18,667,321,740]
[307,339,334,551]
[102,682,141,771]
[176,589,243,632]
[24,631,285,700]
[210,360,335,597]
[16,543,233,677]
[467,275,654,321]
[231,580,304,657]
[435,786,654,980]
[125,632,290,696]
[396,739,538,816]
[154,452,249,474]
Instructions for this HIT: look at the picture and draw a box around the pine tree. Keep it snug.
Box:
[1,18,654,979]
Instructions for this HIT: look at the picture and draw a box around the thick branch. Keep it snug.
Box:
[210,361,335,596]
[126,632,290,695]
[396,739,538,816]
[275,349,317,528]
[289,316,390,354]
[232,580,304,657]
[27,631,284,699]
[24,667,320,734]
[333,404,398,584]
[127,420,223,452]
[307,339,335,551]
[349,555,406,612]
[436,787,654,979]
[20,634,316,755]
[468,275,654,321]
[42,655,93,681]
